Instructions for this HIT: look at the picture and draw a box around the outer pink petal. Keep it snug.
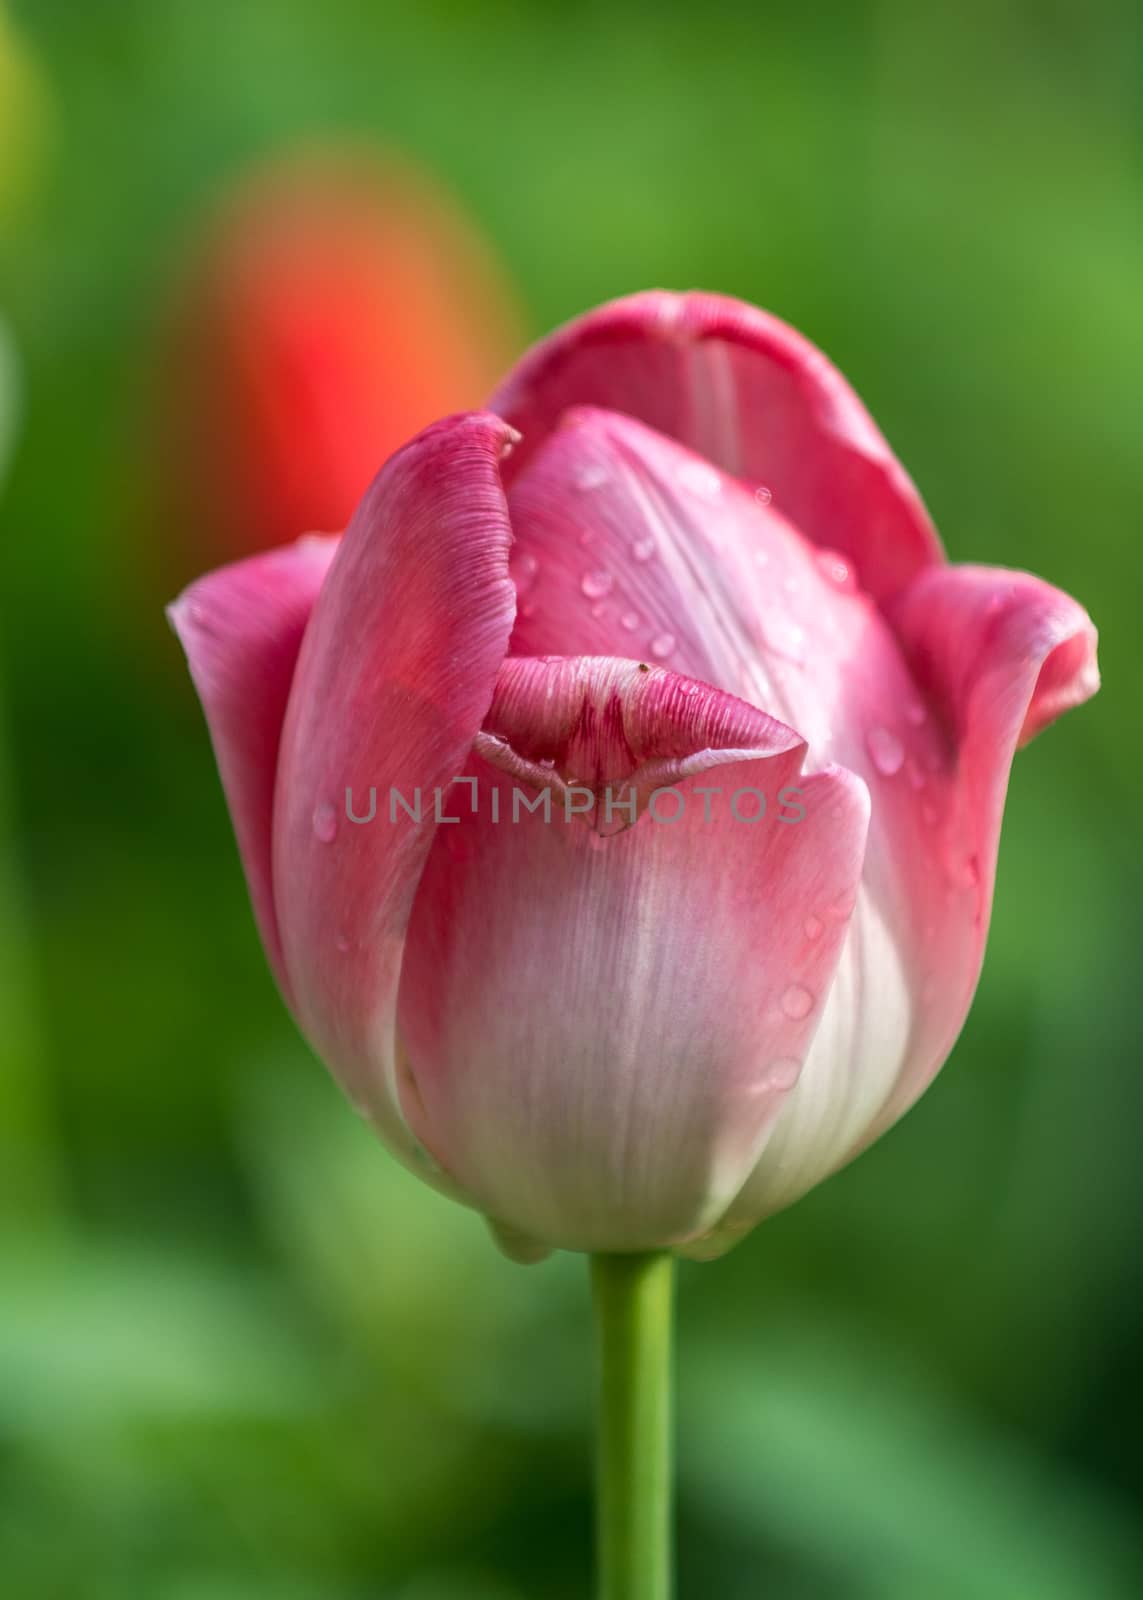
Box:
[688,564,1099,1253]
[506,406,952,1227]
[396,656,870,1253]
[498,404,1099,1246]
[867,564,1101,1134]
[272,413,518,1176]
[167,534,339,997]
[491,290,942,605]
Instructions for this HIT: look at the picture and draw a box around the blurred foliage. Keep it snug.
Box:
[0,0,1141,1595]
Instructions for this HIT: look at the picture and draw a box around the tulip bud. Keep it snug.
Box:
[156,145,522,576]
[171,291,1098,1260]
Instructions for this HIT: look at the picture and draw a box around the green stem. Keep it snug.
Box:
[590,1251,675,1600]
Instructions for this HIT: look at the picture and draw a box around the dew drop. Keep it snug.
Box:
[905,699,927,727]
[766,1056,802,1090]
[620,610,641,632]
[829,888,858,920]
[632,536,656,563]
[578,526,596,548]
[581,569,613,600]
[649,632,676,660]
[780,984,814,1020]
[866,724,905,776]
[762,613,806,663]
[815,549,854,590]
[574,464,609,491]
[678,460,723,497]
[312,801,337,843]
[753,548,770,568]
[334,931,351,954]
[804,914,823,942]
[754,485,773,506]
[940,831,981,890]
[905,757,926,791]
[590,601,610,620]
[955,852,981,890]
[511,550,539,593]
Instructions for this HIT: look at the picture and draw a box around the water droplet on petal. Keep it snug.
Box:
[590,601,610,620]
[312,801,337,843]
[574,464,609,491]
[815,549,855,590]
[649,632,676,660]
[828,888,858,920]
[334,930,351,954]
[581,569,613,600]
[754,485,772,506]
[620,610,641,632]
[766,1056,802,1090]
[905,699,927,726]
[678,460,723,497]
[578,526,596,547]
[905,757,926,791]
[632,536,656,562]
[511,551,539,593]
[804,914,823,941]
[753,548,770,567]
[866,724,905,776]
[780,983,814,1020]
[955,852,981,890]
[762,613,806,663]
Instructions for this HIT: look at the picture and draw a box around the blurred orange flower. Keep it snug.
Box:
[157,145,524,573]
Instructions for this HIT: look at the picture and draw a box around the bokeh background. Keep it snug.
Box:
[1,1,1140,1595]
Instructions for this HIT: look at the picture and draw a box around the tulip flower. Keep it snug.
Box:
[157,147,521,574]
[170,291,1098,1599]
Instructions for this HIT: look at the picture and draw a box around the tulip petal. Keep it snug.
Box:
[491,290,942,605]
[168,534,339,997]
[396,656,870,1252]
[272,413,518,1175]
[685,564,1099,1253]
[867,564,1100,1133]
[508,405,951,1232]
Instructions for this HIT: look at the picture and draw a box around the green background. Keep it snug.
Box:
[1,1,1140,1595]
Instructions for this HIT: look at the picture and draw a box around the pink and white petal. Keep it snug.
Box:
[510,403,970,1229]
[272,413,518,1177]
[168,534,338,998]
[506,405,949,805]
[868,563,1100,1131]
[396,656,870,1253]
[491,290,942,606]
[688,564,1099,1252]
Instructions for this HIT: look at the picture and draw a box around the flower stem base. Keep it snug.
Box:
[590,1250,675,1600]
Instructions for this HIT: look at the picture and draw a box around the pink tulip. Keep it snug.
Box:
[170,291,1099,1259]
